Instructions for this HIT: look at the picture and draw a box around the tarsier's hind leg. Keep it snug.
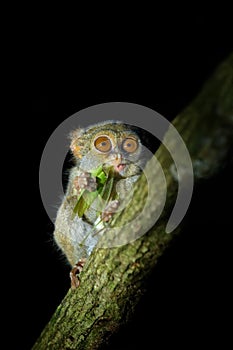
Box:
[70,258,86,289]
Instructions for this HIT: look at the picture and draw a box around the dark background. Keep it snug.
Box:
[14,10,232,350]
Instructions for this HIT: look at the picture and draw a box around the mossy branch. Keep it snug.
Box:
[33,53,233,350]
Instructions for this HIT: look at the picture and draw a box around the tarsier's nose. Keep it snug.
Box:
[112,152,122,161]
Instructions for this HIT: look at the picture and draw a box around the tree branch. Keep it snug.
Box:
[33,53,233,350]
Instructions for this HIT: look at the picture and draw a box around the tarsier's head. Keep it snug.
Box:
[70,121,148,177]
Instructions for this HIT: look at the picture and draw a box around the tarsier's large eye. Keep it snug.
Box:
[122,137,138,153]
[94,136,112,152]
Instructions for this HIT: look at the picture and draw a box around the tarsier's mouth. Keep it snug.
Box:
[107,155,127,173]
[115,164,126,172]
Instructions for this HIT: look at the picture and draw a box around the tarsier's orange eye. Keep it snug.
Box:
[122,138,138,153]
[94,136,112,152]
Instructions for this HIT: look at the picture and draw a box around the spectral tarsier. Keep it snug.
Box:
[54,120,148,288]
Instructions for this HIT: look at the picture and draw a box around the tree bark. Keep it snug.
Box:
[33,53,233,350]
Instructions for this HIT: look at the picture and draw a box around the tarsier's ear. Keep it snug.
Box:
[69,128,85,159]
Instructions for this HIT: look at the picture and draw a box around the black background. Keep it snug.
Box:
[13,9,233,350]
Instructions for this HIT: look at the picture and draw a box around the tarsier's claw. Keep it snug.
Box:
[101,200,120,222]
[70,258,86,289]
[74,172,97,192]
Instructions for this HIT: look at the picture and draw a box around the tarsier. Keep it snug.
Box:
[54,120,149,288]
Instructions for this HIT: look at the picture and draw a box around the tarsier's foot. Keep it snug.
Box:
[101,200,120,222]
[70,258,86,289]
[74,172,97,192]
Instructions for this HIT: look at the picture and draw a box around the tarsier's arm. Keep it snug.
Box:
[54,167,97,258]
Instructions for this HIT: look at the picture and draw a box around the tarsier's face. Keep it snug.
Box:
[70,122,145,177]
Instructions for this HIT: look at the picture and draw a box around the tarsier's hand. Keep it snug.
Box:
[101,200,120,222]
[73,172,97,192]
